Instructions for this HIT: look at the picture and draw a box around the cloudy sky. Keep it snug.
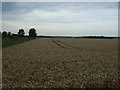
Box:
[2,2,118,36]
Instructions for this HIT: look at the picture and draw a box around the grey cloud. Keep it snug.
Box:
[2,2,118,13]
[2,2,118,36]
[2,2,118,22]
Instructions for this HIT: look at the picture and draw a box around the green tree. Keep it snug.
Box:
[8,32,12,37]
[18,29,25,37]
[29,28,37,37]
[0,32,1,37]
[2,31,7,38]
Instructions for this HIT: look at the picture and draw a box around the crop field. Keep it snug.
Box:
[2,38,119,88]
[2,37,36,48]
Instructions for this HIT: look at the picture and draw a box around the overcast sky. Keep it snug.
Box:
[2,2,118,36]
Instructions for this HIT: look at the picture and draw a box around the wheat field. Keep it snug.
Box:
[2,38,119,88]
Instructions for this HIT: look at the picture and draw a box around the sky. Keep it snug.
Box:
[2,2,118,36]
[0,2,1,31]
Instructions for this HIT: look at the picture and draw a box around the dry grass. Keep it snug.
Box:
[2,38,119,88]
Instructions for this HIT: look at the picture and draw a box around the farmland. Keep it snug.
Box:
[2,37,36,48]
[2,38,119,88]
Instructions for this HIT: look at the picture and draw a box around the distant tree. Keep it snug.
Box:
[12,33,18,37]
[29,28,37,37]
[2,31,7,38]
[8,32,12,37]
[0,32,1,37]
[18,29,25,37]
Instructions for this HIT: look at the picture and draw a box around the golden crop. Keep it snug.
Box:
[2,38,119,88]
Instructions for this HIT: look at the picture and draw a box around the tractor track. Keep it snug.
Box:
[57,40,80,49]
[53,40,108,52]
[52,40,80,50]
[52,40,67,49]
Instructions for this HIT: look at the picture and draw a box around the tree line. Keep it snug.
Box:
[2,28,37,38]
